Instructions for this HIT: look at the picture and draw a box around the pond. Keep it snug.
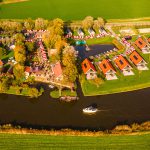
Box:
[0,84,150,131]
[75,44,116,60]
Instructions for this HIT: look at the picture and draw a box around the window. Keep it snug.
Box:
[133,55,138,60]
[84,63,87,68]
[138,41,143,45]
[103,64,107,69]
[119,60,124,65]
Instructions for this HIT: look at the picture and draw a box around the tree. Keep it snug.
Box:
[93,17,105,31]
[62,46,78,83]
[0,47,7,59]
[24,18,35,30]
[14,33,25,43]
[25,42,35,52]
[14,44,26,64]
[35,18,48,30]
[13,63,25,81]
[0,77,11,93]
[82,16,94,30]
[28,87,39,98]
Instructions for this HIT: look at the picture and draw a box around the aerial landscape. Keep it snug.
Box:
[0,0,150,149]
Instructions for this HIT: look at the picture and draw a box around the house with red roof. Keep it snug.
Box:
[129,51,148,70]
[0,60,3,68]
[82,58,97,80]
[135,37,150,54]
[25,66,32,79]
[99,59,117,80]
[114,55,134,76]
[148,38,150,43]
[51,62,63,81]
[0,60,4,72]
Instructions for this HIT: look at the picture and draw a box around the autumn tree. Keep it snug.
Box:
[35,18,48,30]
[14,43,26,64]
[0,47,7,59]
[14,33,25,43]
[82,16,94,30]
[13,63,25,81]
[62,46,78,83]
[24,18,35,30]
[25,41,35,52]
[0,77,11,93]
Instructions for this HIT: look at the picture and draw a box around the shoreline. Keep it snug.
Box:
[0,121,150,137]
[82,82,150,97]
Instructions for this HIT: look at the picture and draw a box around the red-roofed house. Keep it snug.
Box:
[25,66,32,79]
[99,59,117,80]
[82,58,97,80]
[129,51,148,70]
[114,55,134,76]
[51,62,63,81]
[135,37,150,54]
[0,60,4,72]
[0,60,3,68]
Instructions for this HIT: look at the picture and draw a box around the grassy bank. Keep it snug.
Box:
[0,132,149,149]
[81,53,150,96]
[0,0,150,20]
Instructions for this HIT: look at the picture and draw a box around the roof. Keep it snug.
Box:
[135,37,147,49]
[129,51,143,65]
[0,60,3,66]
[82,58,96,74]
[114,55,130,70]
[25,66,32,73]
[99,59,115,74]
[148,38,150,43]
[52,62,63,78]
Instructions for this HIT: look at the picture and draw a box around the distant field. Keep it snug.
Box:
[0,0,150,20]
[0,133,150,149]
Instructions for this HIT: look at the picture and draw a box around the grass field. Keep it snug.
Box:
[0,0,150,20]
[0,133,150,149]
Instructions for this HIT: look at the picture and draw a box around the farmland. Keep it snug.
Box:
[0,0,150,20]
[0,133,150,149]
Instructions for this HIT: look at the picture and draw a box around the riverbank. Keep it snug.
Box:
[0,121,150,136]
[0,132,150,150]
[0,122,150,149]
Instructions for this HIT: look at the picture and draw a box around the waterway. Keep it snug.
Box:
[75,44,116,60]
[0,84,150,131]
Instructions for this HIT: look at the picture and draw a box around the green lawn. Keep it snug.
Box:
[86,37,113,45]
[0,133,149,149]
[0,0,150,20]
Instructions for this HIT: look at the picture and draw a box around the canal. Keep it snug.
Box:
[0,84,150,131]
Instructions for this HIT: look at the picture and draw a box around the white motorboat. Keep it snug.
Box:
[83,106,98,114]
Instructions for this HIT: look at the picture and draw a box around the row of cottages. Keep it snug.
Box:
[135,37,150,54]
[82,51,148,80]
[77,27,107,38]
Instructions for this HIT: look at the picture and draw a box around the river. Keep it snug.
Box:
[0,84,150,131]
